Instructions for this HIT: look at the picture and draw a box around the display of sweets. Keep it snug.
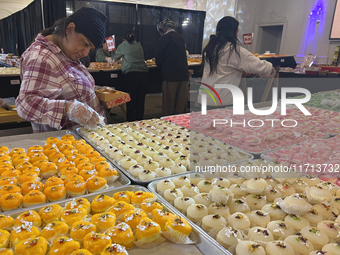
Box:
[163,107,340,153]
[289,90,340,112]
[153,169,340,255]
[263,135,340,182]
[0,134,119,212]
[79,119,250,181]
[0,190,194,255]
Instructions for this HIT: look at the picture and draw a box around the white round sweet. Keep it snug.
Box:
[171,176,190,188]
[266,189,283,203]
[274,183,296,198]
[128,165,144,178]
[115,153,128,163]
[170,163,187,174]
[154,167,172,177]
[211,148,225,156]
[143,160,160,171]
[312,204,339,220]
[216,227,243,249]
[246,178,269,190]
[186,204,209,223]
[119,157,138,170]
[322,243,340,255]
[247,210,270,228]
[262,203,286,221]
[164,188,184,203]
[109,149,123,160]
[235,241,265,255]
[201,151,216,160]
[136,154,153,164]
[285,214,310,231]
[197,180,214,193]
[138,170,156,180]
[300,226,329,250]
[302,209,323,226]
[209,185,232,203]
[198,158,215,166]
[227,198,250,214]
[167,151,181,161]
[265,241,294,255]
[317,182,337,195]
[175,155,190,166]
[331,197,340,212]
[291,180,309,193]
[229,184,248,197]
[202,214,226,232]
[245,194,267,210]
[300,176,321,186]
[193,193,213,207]
[248,227,274,247]
[174,197,195,212]
[159,157,175,168]
[208,203,230,218]
[181,184,200,197]
[267,220,294,240]
[129,149,143,160]
[227,213,250,230]
[317,221,340,241]
[212,178,230,188]
[156,179,175,194]
[284,235,314,255]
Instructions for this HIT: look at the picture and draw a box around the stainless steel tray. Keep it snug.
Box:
[76,127,253,186]
[75,128,197,186]
[5,185,227,255]
[0,130,130,212]
[148,176,233,255]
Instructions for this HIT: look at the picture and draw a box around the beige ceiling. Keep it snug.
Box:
[0,0,34,20]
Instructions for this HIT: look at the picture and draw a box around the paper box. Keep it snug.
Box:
[95,89,131,109]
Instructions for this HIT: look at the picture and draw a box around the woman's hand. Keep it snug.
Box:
[105,57,113,63]
[66,100,104,129]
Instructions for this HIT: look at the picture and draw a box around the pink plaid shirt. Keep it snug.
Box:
[16,34,105,133]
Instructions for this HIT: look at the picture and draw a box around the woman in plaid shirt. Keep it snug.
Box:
[16,7,107,133]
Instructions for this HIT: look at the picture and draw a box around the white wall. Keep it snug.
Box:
[236,0,339,64]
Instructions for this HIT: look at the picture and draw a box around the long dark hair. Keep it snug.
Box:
[124,30,135,44]
[202,16,240,76]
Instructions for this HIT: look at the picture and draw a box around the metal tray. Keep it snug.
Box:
[5,185,227,255]
[76,127,253,186]
[148,177,233,255]
[75,128,199,186]
[0,130,130,212]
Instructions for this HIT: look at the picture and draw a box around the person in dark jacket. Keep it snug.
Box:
[155,19,189,116]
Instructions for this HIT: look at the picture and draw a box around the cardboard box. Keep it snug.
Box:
[95,89,131,109]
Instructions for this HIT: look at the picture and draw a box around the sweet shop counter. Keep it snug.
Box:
[0,185,227,255]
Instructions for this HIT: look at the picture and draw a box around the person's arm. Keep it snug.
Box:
[16,53,68,130]
[112,44,124,61]
[155,39,165,67]
[238,48,274,77]
[95,48,108,62]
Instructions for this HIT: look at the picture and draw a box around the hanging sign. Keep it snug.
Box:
[106,35,116,51]
[243,33,253,45]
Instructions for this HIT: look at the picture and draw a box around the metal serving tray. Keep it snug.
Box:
[5,185,227,255]
[76,127,253,186]
[0,130,130,212]
[76,128,198,186]
[148,176,234,255]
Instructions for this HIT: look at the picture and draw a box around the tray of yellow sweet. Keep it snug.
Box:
[148,170,340,255]
[0,130,130,213]
[0,186,226,255]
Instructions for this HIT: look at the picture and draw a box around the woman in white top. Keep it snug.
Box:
[197,16,275,106]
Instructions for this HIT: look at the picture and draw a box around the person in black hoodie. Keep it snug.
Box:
[155,19,189,116]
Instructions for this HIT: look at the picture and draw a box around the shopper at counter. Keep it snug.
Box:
[155,19,189,116]
[111,30,149,121]
[16,7,106,133]
[95,40,114,63]
[197,16,275,106]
